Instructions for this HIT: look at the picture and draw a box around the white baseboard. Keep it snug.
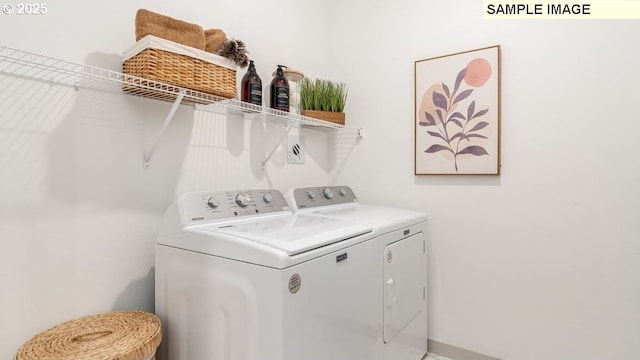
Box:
[427,339,500,360]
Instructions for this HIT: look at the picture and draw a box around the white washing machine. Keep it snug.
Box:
[287,186,428,360]
[155,188,385,360]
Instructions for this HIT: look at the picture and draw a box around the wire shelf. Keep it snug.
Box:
[0,45,362,134]
[207,100,357,132]
[0,45,224,105]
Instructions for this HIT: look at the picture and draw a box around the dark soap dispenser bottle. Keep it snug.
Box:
[270,65,289,112]
[241,60,262,106]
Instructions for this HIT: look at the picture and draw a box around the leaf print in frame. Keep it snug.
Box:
[414,45,501,175]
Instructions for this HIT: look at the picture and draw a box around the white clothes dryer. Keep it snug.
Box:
[155,188,384,360]
[287,186,429,360]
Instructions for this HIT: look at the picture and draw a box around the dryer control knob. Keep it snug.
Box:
[262,192,274,204]
[207,196,219,209]
[306,191,316,200]
[339,188,347,197]
[235,193,250,207]
[322,187,334,199]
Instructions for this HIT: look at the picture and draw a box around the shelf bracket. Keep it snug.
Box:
[261,123,293,171]
[143,89,186,168]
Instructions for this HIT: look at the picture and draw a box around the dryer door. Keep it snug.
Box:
[383,233,426,343]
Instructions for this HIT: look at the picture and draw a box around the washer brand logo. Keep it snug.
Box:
[288,274,301,294]
[192,217,204,221]
[336,253,348,263]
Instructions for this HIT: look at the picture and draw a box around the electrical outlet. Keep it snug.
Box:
[287,135,305,164]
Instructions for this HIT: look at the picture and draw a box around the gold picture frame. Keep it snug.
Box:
[414,45,501,175]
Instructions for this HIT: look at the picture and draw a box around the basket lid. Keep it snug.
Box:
[283,68,304,78]
[14,310,162,360]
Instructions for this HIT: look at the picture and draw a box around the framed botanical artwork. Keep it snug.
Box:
[414,45,501,175]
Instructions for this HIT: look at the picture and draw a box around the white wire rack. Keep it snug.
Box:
[0,45,225,104]
[0,45,363,167]
[208,100,360,133]
[0,45,362,132]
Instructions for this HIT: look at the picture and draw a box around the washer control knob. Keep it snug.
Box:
[339,188,347,197]
[262,192,274,204]
[322,187,334,199]
[235,193,250,207]
[207,196,219,209]
[306,191,316,200]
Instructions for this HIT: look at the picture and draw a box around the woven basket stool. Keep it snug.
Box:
[14,310,162,360]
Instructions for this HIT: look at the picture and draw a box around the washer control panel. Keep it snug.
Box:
[181,189,290,225]
[290,186,358,210]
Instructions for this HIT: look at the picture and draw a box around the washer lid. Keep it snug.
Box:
[305,204,427,235]
[192,213,373,256]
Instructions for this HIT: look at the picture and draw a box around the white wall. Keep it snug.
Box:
[2,1,640,360]
[329,1,640,360]
[0,0,337,357]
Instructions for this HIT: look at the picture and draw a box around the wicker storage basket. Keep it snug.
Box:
[14,310,162,360]
[123,35,237,100]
